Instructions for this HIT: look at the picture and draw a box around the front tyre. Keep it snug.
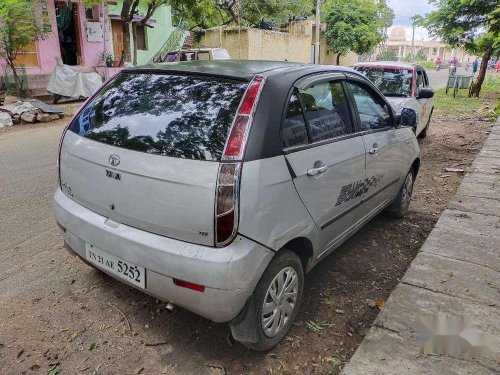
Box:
[386,168,414,218]
[235,250,304,351]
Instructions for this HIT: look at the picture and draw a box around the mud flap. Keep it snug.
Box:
[229,296,259,344]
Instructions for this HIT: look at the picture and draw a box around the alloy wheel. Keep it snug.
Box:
[261,267,299,338]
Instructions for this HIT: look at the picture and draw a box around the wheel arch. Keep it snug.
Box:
[411,157,420,178]
[279,236,314,272]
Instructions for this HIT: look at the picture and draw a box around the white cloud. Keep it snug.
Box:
[387,0,435,26]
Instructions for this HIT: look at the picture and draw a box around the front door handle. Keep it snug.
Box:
[307,164,328,176]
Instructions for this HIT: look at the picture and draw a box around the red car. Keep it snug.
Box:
[352,61,434,138]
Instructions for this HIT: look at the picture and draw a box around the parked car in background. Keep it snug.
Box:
[54,61,420,351]
[163,47,230,62]
[353,61,434,138]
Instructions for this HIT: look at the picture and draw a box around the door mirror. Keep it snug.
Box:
[396,108,418,127]
[417,87,434,99]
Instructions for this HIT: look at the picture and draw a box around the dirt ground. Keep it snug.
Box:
[0,104,496,375]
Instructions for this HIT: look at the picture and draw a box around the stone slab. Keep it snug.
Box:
[341,327,497,375]
[471,156,500,175]
[435,209,500,239]
[450,194,500,218]
[456,180,500,200]
[402,252,499,306]
[374,283,500,337]
[419,226,500,271]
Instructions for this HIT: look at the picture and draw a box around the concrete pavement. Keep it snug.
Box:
[341,119,500,375]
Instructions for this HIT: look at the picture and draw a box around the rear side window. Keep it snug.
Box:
[69,73,247,161]
[298,81,351,142]
[282,91,308,148]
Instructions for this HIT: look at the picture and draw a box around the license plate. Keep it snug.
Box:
[85,243,145,289]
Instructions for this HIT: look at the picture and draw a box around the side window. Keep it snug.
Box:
[422,70,429,86]
[282,91,309,148]
[416,70,424,90]
[298,81,351,143]
[347,82,392,131]
[197,52,210,60]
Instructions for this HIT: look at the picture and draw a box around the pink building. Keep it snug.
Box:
[1,1,112,94]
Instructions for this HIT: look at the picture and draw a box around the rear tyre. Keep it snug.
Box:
[236,250,304,351]
[386,168,414,218]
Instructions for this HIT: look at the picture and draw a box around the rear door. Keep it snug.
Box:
[345,79,408,221]
[283,74,367,255]
[60,72,248,246]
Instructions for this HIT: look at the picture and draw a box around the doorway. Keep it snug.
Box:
[111,20,124,65]
[55,1,83,65]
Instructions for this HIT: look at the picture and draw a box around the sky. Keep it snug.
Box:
[387,0,436,41]
[387,0,435,26]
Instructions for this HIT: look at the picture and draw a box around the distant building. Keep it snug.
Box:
[381,26,476,62]
[200,20,358,66]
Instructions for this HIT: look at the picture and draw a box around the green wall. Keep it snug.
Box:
[107,1,176,65]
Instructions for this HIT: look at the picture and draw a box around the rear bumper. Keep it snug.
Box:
[53,188,274,322]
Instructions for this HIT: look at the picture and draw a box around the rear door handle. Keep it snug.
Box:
[368,147,380,154]
[307,165,328,176]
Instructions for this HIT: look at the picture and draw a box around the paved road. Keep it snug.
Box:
[0,123,62,280]
[426,67,471,90]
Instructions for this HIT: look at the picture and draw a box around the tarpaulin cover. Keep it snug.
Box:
[47,58,103,99]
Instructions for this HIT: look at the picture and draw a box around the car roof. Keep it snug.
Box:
[125,60,364,81]
[353,61,419,70]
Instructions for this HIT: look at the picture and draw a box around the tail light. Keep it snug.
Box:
[215,74,266,247]
[215,162,241,246]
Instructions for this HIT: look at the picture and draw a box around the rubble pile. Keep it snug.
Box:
[0,97,64,128]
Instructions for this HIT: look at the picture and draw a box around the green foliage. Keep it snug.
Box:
[401,49,426,63]
[425,0,499,54]
[0,0,47,95]
[170,0,313,29]
[376,49,398,61]
[418,60,435,70]
[323,0,388,63]
[424,0,499,96]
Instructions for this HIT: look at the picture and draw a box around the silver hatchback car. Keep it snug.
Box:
[54,60,420,351]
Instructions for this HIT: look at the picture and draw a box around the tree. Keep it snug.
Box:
[169,0,313,30]
[0,0,47,95]
[323,0,389,65]
[424,0,499,97]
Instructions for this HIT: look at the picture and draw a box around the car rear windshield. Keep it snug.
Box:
[69,72,248,161]
[354,67,412,97]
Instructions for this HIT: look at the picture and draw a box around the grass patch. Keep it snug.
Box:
[419,60,435,70]
[433,74,500,119]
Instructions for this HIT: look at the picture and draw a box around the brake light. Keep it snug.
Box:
[222,75,265,160]
[215,162,241,247]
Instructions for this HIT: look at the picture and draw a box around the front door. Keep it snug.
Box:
[345,80,407,222]
[283,77,367,257]
[415,68,432,134]
[111,20,124,64]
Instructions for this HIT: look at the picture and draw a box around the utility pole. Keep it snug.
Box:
[411,20,415,61]
[315,0,320,64]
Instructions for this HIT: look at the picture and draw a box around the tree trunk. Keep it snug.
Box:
[336,53,341,65]
[6,59,24,96]
[132,23,138,66]
[470,44,493,98]
[122,22,131,64]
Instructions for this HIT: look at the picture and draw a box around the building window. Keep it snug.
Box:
[85,7,98,21]
[136,25,147,50]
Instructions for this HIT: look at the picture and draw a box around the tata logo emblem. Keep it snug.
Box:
[109,154,120,166]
